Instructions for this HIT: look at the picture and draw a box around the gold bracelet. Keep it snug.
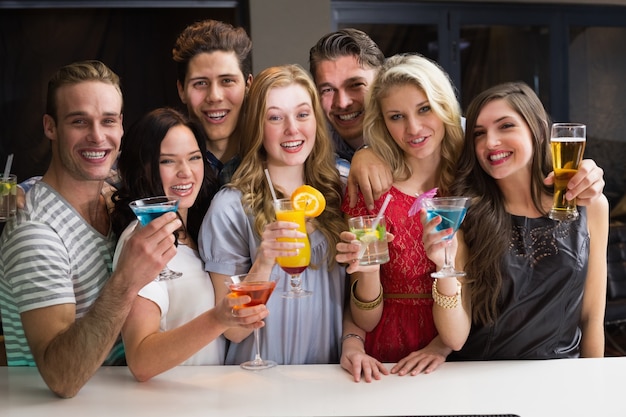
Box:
[432,279,461,309]
[350,280,383,310]
[341,333,365,344]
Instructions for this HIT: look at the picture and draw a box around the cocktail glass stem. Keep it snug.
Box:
[290,274,303,292]
[443,241,454,274]
[432,240,465,279]
[241,327,276,370]
[283,273,312,298]
[251,329,263,365]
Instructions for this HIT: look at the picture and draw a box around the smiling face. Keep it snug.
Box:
[262,84,316,168]
[44,81,123,182]
[159,124,204,212]
[473,98,534,181]
[314,55,376,145]
[177,51,250,152]
[380,83,445,163]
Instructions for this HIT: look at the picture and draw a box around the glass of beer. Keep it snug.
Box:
[549,123,586,222]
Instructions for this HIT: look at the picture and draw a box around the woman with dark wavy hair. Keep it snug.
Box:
[423,82,608,360]
[111,108,268,381]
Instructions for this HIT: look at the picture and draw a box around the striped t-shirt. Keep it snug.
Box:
[0,181,118,366]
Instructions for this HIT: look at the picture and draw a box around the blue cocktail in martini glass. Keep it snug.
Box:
[421,196,470,279]
[129,196,182,281]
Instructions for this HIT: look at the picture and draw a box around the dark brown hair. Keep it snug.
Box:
[453,81,553,325]
[172,19,252,85]
[111,107,218,244]
[308,28,384,83]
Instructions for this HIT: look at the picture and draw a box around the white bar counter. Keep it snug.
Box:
[1,358,624,416]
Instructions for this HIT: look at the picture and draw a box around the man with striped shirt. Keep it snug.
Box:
[0,60,181,398]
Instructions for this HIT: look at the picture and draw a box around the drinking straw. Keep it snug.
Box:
[370,193,392,232]
[357,193,392,259]
[264,168,278,203]
[3,153,13,181]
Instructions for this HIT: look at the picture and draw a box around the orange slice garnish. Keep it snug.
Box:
[291,185,326,218]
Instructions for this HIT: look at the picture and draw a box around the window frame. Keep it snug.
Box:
[332,1,626,120]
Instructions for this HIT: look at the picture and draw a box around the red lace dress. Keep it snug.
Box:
[342,187,437,363]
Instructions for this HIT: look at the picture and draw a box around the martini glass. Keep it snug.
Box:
[421,196,471,278]
[129,196,182,281]
[226,273,277,370]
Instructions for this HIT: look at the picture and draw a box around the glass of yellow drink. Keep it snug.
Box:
[0,173,16,222]
[274,198,311,298]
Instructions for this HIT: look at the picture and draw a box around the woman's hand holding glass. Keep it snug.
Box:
[272,198,312,298]
[259,219,307,267]
[116,212,182,290]
[335,231,380,274]
[219,291,269,330]
[335,231,388,275]
[225,273,278,370]
[544,158,605,208]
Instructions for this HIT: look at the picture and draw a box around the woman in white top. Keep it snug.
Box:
[111,108,269,381]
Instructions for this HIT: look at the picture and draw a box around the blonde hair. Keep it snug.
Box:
[230,64,345,268]
[363,53,464,195]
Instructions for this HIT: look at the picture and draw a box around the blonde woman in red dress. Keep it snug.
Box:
[339,53,464,378]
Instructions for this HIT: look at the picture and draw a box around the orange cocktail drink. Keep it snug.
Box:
[273,198,311,298]
[229,281,276,308]
[227,273,278,370]
[274,199,311,273]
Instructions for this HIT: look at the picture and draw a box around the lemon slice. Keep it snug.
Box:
[291,185,326,218]
[0,183,11,197]
[361,230,379,243]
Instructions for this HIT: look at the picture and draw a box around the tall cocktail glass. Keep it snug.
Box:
[274,198,311,298]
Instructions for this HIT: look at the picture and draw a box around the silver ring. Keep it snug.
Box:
[231,308,237,317]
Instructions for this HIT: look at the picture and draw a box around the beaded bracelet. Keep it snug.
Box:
[341,333,365,344]
[350,280,383,310]
[432,279,462,309]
